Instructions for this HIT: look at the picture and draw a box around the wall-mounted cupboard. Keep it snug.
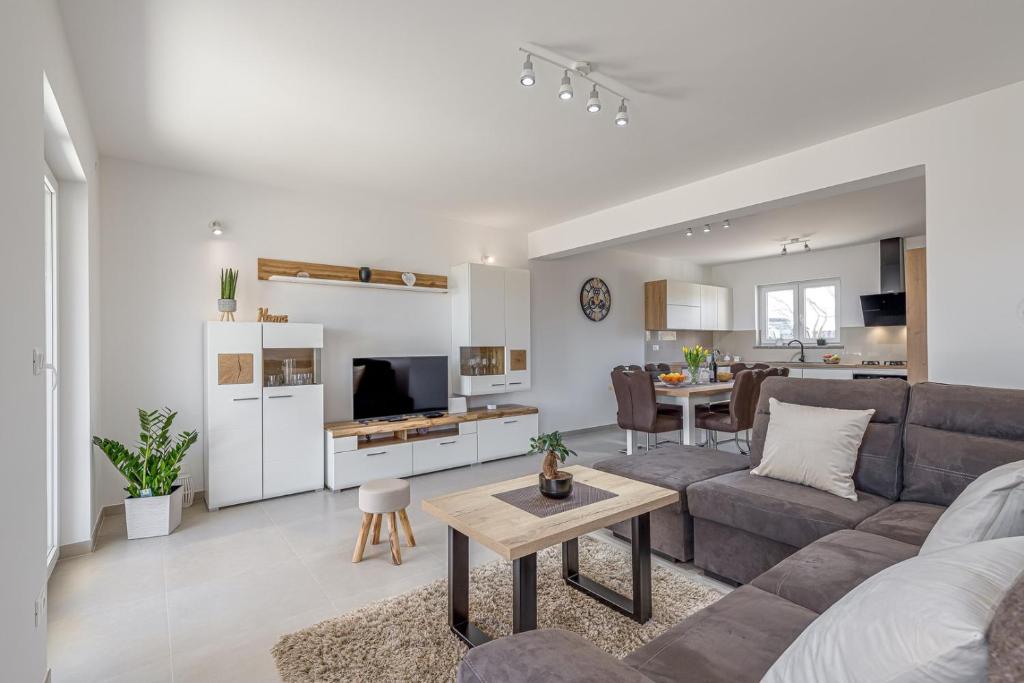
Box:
[451,263,531,396]
[644,280,732,331]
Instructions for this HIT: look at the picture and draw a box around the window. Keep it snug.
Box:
[757,278,840,345]
[44,168,59,571]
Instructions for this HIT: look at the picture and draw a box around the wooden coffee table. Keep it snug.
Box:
[421,465,678,647]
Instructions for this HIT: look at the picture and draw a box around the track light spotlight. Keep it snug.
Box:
[210,220,225,236]
[703,223,711,233]
[520,54,535,87]
[781,245,788,256]
[685,227,693,237]
[586,85,601,113]
[804,242,810,252]
[558,71,573,100]
[723,219,731,229]
[615,99,629,126]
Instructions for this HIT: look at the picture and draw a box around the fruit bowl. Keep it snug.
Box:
[658,372,686,386]
[822,353,842,365]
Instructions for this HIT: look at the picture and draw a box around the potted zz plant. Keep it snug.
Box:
[219,268,239,321]
[529,431,578,499]
[93,408,198,539]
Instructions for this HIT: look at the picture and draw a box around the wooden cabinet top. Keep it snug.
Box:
[325,404,539,438]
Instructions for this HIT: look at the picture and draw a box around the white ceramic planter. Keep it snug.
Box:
[124,485,184,539]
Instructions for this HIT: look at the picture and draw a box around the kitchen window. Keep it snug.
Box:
[757,278,841,345]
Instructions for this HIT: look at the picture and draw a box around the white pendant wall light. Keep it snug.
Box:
[558,71,573,100]
[520,54,536,86]
[517,47,632,128]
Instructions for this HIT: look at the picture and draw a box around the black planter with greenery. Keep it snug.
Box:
[529,431,578,499]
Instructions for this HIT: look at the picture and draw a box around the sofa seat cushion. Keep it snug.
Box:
[457,629,651,683]
[594,447,748,513]
[751,529,918,614]
[623,585,816,683]
[855,501,945,546]
[687,470,890,549]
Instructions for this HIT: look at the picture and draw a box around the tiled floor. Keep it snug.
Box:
[47,426,733,682]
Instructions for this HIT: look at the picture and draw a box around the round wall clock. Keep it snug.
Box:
[580,277,611,322]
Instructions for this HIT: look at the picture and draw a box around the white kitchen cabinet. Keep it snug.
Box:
[329,443,414,490]
[262,384,324,498]
[716,288,733,331]
[477,412,539,462]
[800,368,854,380]
[204,322,325,509]
[412,433,477,474]
[700,285,719,330]
[451,263,531,396]
[666,304,701,330]
[666,281,701,307]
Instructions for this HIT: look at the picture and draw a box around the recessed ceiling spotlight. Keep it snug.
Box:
[558,71,573,100]
[723,219,731,229]
[703,223,711,233]
[615,99,629,126]
[685,227,693,237]
[210,220,225,236]
[586,85,601,113]
[520,54,535,87]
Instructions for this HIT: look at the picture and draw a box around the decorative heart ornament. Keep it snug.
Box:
[401,272,416,287]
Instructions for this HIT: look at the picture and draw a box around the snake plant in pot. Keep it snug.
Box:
[93,408,198,539]
[529,431,578,499]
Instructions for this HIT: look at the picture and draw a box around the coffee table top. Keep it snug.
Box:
[421,465,678,561]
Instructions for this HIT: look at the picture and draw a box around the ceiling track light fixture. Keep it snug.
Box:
[685,226,693,237]
[209,220,225,236]
[780,238,811,256]
[723,219,731,229]
[703,223,712,233]
[517,47,631,127]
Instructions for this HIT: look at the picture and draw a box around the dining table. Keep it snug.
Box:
[621,380,735,454]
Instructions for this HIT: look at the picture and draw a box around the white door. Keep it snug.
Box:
[43,169,59,569]
[263,384,324,498]
[504,269,530,391]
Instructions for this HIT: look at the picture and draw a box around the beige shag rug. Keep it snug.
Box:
[273,536,724,682]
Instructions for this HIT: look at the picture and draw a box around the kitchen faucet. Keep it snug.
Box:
[787,339,806,363]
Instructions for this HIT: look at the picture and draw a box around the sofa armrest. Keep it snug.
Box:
[457,629,651,683]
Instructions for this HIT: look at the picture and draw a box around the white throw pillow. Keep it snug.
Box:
[762,537,1024,683]
[920,459,1024,555]
[750,398,874,501]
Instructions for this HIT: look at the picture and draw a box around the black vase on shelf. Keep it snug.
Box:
[358,266,372,283]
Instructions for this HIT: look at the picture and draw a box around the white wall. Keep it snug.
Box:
[711,241,884,330]
[529,80,1024,390]
[516,251,708,433]
[97,159,527,506]
[0,0,98,679]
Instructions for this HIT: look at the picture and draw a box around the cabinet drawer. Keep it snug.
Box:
[801,368,854,380]
[477,413,539,462]
[412,433,477,475]
[459,375,507,396]
[505,371,530,392]
[330,443,413,490]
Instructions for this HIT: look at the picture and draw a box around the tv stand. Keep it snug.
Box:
[324,405,539,490]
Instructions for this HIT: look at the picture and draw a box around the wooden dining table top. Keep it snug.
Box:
[653,380,734,397]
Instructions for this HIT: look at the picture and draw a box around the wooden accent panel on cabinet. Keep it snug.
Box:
[906,248,928,384]
[217,353,254,385]
[644,280,667,330]
[509,349,527,372]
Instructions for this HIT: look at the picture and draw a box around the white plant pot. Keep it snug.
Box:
[217,298,237,313]
[124,485,184,540]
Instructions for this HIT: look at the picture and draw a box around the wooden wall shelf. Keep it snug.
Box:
[258,258,448,293]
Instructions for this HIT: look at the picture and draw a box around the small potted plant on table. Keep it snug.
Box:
[93,408,199,539]
[529,431,578,499]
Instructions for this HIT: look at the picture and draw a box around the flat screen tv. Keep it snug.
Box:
[352,356,448,420]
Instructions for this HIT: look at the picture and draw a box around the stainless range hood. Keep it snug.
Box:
[860,237,907,326]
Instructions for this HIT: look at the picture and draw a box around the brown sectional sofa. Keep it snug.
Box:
[456,379,1024,682]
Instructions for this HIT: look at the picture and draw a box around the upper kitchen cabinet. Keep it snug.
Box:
[645,280,732,331]
[451,263,531,395]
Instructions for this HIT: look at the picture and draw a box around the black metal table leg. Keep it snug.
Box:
[561,512,653,623]
[448,526,491,647]
[512,553,537,633]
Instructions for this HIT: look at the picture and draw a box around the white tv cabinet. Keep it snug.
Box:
[204,321,325,509]
[324,405,539,491]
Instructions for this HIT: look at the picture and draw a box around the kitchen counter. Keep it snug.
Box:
[664,360,869,370]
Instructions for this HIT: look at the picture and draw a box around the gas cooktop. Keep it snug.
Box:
[861,360,907,367]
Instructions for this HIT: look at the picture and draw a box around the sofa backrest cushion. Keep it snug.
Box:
[902,382,1024,506]
[751,377,910,500]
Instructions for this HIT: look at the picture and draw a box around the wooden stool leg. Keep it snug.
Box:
[371,514,382,544]
[352,512,373,563]
[398,508,416,547]
[387,511,402,565]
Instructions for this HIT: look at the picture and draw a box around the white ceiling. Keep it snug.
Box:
[60,1,1024,231]
[615,176,925,265]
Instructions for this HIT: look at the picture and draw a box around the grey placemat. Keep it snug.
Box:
[493,482,618,518]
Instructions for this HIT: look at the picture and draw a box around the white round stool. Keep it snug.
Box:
[352,478,416,565]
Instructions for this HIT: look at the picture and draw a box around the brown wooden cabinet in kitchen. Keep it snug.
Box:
[906,248,928,384]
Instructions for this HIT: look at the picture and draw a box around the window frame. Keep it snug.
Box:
[756,277,841,346]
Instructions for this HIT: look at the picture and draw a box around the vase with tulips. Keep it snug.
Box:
[682,344,709,384]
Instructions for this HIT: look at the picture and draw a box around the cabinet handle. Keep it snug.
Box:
[508,381,522,385]
[504,419,518,424]
[268,394,293,399]
[233,397,259,401]
[491,383,505,387]
[364,451,388,457]
[439,440,457,446]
